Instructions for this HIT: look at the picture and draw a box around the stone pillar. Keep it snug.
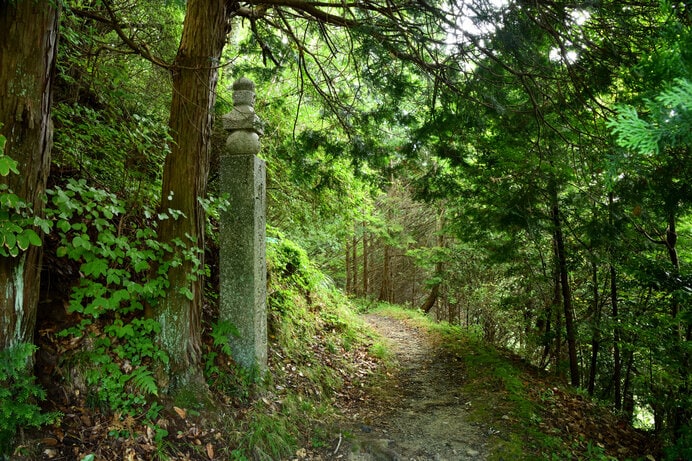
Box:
[219,77,267,370]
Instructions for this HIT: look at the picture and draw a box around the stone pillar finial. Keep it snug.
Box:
[232,77,256,107]
[223,77,263,155]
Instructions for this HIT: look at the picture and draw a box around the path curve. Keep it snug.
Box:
[329,314,489,461]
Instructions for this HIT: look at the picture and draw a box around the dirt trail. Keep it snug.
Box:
[328,314,490,461]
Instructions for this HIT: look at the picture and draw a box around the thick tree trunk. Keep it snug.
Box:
[0,1,59,350]
[156,0,231,387]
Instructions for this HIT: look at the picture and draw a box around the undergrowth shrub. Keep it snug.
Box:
[0,344,60,457]
[46,179,175,419]
[52,103,170,205]
[267,227,321,293]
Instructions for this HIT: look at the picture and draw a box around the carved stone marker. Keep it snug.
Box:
[219,77,267,370]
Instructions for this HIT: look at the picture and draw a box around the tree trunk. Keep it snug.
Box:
[420,208,444,314]
[379,244,391,302]
[0,1,60,350]
[345,239,352,294]
[539,300,552,370]
[609,193,622,409]
[550,181,580,387]
[622,350,635,420]
[156,0,232,387]
[587,259,601,396]
[420,283,439,313]
[351,231,358,296]
[362,225,369,297]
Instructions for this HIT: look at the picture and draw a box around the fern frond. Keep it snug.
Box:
[129,368,159,396]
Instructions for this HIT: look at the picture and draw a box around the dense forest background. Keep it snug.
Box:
[1,0,690,459]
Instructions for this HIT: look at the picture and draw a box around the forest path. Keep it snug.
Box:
[326,313,490,461]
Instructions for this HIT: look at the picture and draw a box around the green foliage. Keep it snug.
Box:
[0,132,18,176]
[267,228,322,294]
[665,422,692,461]
[209,320,239,356]
[0,344,60,456]
[609,78,692,155]
[0,129,51,257]
[47,179,171,418]
[52,103,170,204]
[204,320,247,394]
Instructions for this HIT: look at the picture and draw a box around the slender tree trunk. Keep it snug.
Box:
[622,350,635,420]
[0,1,60,350]
[587,259,601,395]
[362,225,369,297]
[539,300,552,370]
[555,294,562,375]
[420,284,439,313]
[609,193,622,409]
[663,212,690,442]
[420,208,444,313]
[550,181,580,387]
[345,239,352,294]
[379,244,391,302]
[156,0,232,387]
[611,261,622,409]
[352,231,358,296]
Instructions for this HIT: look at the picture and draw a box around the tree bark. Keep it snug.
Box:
[420,283,439,314]
[345,239,352,294]
[0,1,60,350]
[156,0,232,386]
[351,231,358,296]
[550,181,580,387]
[420,208,444,314]
[587,259,601,396]
[379,244,392,303]
[609,193,622,409]
[362,224,369,297]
